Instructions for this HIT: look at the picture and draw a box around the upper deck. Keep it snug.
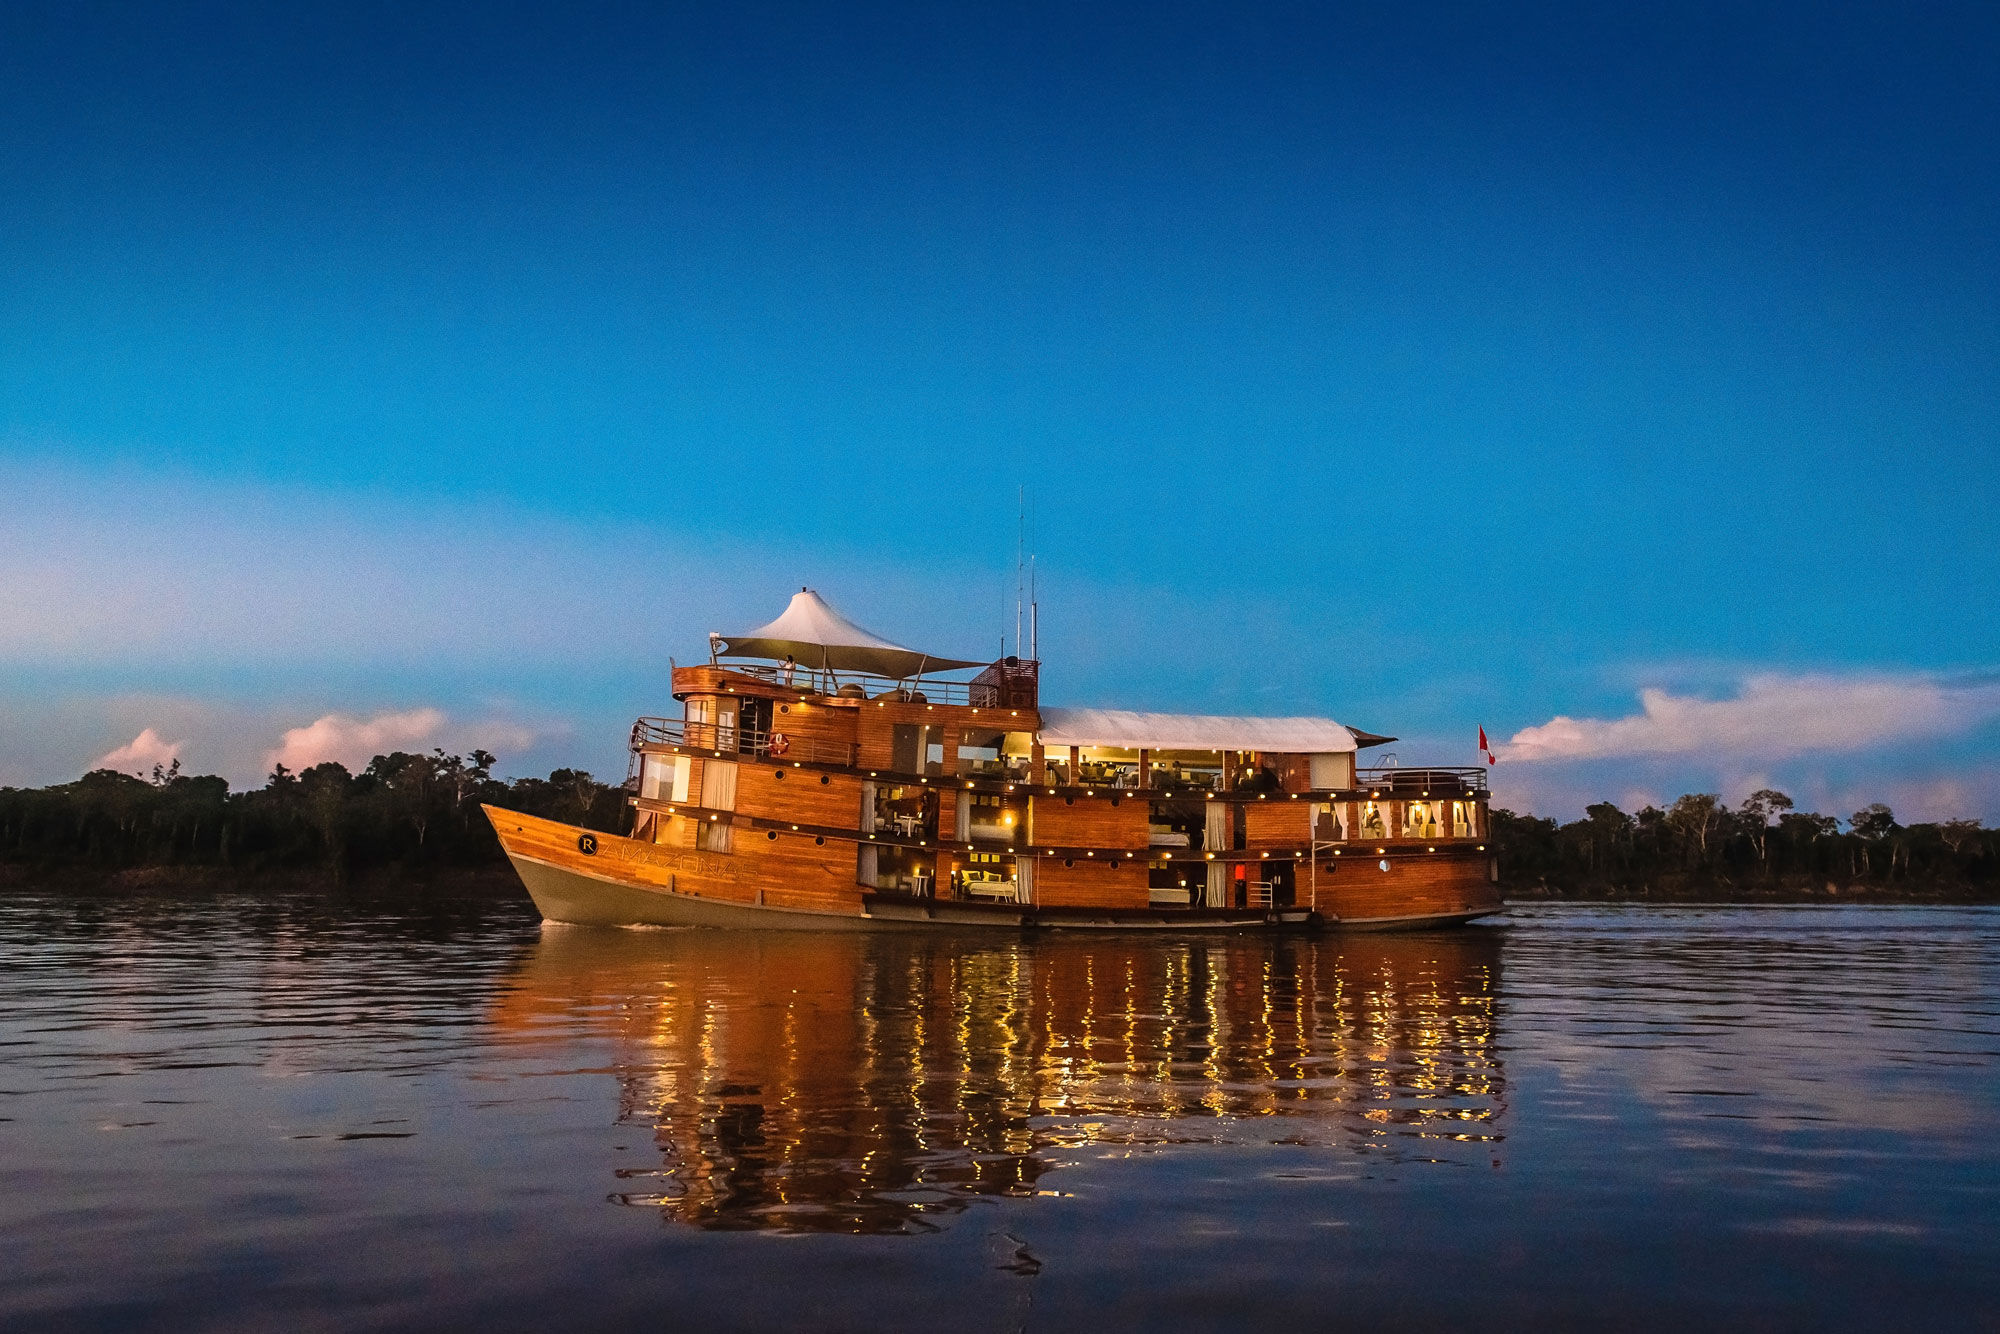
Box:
[649,663,1484,800]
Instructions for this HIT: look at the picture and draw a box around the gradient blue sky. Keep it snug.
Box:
[3,2,1997,820]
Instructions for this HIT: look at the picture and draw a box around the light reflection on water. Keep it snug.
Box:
[494,928,1505,1232]
[1,895,1996,1330]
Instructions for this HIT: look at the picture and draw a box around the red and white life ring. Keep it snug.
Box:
[767,732,791,757]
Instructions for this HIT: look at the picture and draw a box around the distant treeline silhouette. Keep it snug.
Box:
[1491,790,1998,898]
[3,760,1994,899]
[0,752,628,886]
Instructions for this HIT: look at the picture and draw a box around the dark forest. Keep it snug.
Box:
[1,759,1994,900]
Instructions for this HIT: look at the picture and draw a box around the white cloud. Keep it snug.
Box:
[94,727,183,775]
[264,708,554,777]
[268,708,448,774]
[1502,672,2000,764]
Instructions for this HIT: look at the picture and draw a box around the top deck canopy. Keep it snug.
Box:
[715,589,985,679]
[1037,708,1361,754]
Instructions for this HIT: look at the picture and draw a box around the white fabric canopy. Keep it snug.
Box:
[1037,708,1359,754]
[716,589,985,678]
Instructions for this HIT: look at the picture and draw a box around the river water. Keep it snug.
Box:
[1,894,1995,1331]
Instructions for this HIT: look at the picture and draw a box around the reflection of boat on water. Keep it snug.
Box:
[492,926,1507,1234]
[487,589,1502,932]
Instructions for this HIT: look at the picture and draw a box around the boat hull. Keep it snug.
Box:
[487,807,1499,933]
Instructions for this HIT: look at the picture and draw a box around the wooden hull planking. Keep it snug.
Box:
[487,806,1500,933]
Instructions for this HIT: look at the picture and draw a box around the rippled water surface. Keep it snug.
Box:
[2,894,1996,1331]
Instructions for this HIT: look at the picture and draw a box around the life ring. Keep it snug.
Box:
[767,732,791,757]
[578,833,598,855]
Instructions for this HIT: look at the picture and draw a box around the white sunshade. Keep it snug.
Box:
[1037,708,1360,754]
[715,589,986,679]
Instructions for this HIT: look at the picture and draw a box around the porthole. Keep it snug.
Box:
[1109,797,1121,808]
[779,704,791,714]
[767,830,779,841]
[1064,796,1075,806]
[1063,858,1075,868]
[1378,859,1390,873]
[819,774,830,785]
[774,769,785,779]
[814,835,825,846]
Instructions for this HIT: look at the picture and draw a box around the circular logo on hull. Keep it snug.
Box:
[578,833,598,855]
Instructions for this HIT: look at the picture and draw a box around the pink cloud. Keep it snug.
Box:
[94,727,183,775]
[267,708,447,774]
[264,708,550,777]
[1502,672,2000,764]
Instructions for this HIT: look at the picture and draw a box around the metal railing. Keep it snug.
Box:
[630,717,859,767]
[705,663,1021,709]
[1355,766,1488,794]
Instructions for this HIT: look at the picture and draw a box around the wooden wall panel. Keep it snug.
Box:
[733,831,872,911]
[1319,856,1499,922]
[1243,801,1312,848]
[734,763,866,829]
[1032,858,1151,909]
[1029,796,1150,850]
[767,700,858,759]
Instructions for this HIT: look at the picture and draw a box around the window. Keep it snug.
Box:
[954,851,1017,900]
[891,724,941,775]
[873,785,936,840]
[1359,801,1388,839]
[686,697,717,748]
[1147,800,1202,849]
[641,754,692,802]
[954,729,1029,777]
[1401,801,1442,839]
[963,792,1019,843]
[699,760,738,812]
[644,752,692,804]
[1308,752,1354,790]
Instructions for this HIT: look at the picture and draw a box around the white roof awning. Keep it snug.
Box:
[715,589,986,679]
[1037,708,1359,754]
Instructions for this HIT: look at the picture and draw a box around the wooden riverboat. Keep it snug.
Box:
[486,589,1501,931]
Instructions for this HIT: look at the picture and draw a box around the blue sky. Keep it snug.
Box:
[3,1,1997,821]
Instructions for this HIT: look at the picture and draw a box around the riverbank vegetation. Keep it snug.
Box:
[2,760,1993,901]
[1491,791,1998,902]
[0,754,627,891]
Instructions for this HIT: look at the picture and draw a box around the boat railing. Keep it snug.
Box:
[630,717,860,767]
[1354,766,1489,794]
[707,663,1015,709]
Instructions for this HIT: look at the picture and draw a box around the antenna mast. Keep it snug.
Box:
[1029,554,1038,663]
[1015,487,1025,660]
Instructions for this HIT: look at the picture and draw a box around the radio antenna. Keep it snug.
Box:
[1029,554,1038,662]
[1015,487,1025,660]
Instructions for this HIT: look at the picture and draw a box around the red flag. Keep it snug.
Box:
[1479,727,1497,766]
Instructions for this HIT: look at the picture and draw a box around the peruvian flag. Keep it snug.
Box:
[1479,727,1497,766]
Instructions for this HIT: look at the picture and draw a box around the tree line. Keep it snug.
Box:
[5,759,1995,899]
[1490,790,1999,898]
[0,753,630,886]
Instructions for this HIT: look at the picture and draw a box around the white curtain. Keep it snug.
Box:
[700,760,738,811]
[1204,801,1227,853]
